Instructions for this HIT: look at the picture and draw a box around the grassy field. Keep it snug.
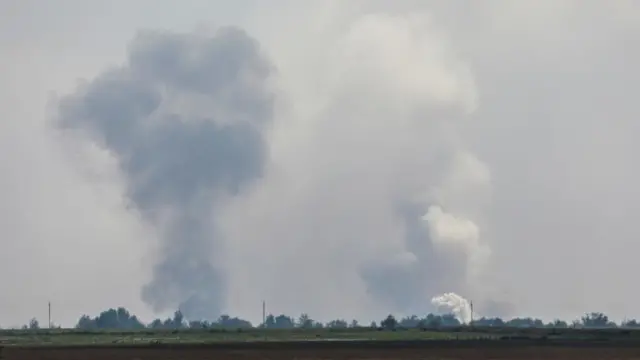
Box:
[2,326,640,347]
[0,327,494,346]
[4,328,640,360]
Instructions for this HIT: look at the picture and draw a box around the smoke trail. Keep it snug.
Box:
[55,27,274,320]
[431,292,473,324]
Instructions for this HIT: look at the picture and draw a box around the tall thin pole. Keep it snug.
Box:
[262,300,267,341]
[262,300,266,328]
[48,302,51,329]
[470,300,474,325]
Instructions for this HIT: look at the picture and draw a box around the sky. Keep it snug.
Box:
[1,0,639,327]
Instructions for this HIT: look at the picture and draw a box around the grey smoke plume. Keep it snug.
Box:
[56,27,274,320]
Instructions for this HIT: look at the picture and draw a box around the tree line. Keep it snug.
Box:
[14,309,640,330]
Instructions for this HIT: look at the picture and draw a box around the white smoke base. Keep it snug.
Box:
[431,292,473,324]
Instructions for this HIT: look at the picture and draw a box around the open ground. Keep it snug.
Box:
[3,328,640,359]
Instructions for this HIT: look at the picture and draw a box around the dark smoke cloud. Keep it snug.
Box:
[56,27,274,320]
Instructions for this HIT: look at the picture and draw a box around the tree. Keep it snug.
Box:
[622,319,640,328]
[547,319,568,328]
[58,306,640,331]
[571,319,582,328]
[506,317,543,328]
[76,307,145,329]
[426,315,442,328]
[95,309,119,329]
[381,315,397,330]
[216,315,252,329]
[28,318,40,330]
[189,320,210,329]
[473,317,504,327]
[170,310,185,328]
[297,313,314,329]
[76,315,96,330]
[276,314,295,328]
[326,319,348,329]
[264,314,276,328]
[440,314,461,327]
[149,319,163,329]
[265,314,294,329]
[399,315,420,328]
[581,312,614,328]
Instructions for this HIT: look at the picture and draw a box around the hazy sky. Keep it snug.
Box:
[1,0,639,327]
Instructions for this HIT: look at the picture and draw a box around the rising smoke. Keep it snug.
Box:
[361,149,492,317]
[55,12,497,322]
[0,0,632,327]
[431,292,473,324]
[221,12,499,321]
[338,14,493,316]
[56,28,274,320]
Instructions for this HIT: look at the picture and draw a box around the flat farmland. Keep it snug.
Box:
[3,340,640,360]
[3,328,640,359]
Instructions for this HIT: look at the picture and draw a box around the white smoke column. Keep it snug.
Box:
[424,206,479,247]
[431,292,473,324]
[422,150,494,320]
[422,149,492,294]
[423,204,490,282]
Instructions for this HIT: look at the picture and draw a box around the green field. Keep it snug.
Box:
[0,328,495,346]
[3,326,640,347]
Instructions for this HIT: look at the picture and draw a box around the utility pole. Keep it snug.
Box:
[48,302,51,329]
[262,300,267,341]
[470,300,474,326]
[262,300,266,327]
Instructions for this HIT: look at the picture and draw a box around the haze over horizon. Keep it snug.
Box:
[1,0,639,328]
